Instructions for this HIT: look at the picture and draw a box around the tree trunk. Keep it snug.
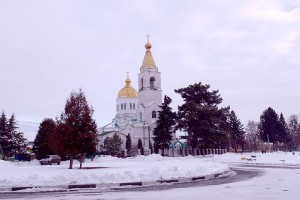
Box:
[69,155,73,169]
[187,132,192,154]
[79,154,83,169]
[0,145,4,160]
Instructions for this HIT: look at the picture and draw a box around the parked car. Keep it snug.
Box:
[40,155,61,165]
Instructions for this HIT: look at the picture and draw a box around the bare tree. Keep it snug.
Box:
[245,121,260,152]
[288,115,300,150]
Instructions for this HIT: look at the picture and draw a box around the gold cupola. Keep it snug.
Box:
[140,35,157,71]
[117,73,138,98]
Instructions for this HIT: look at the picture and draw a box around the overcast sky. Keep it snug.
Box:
[1,0,300,141]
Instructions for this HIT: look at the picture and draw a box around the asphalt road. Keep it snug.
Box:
[0,167,262,199]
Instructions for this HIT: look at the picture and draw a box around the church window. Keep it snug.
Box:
[121,104,123,110]
[124,103,126,110]
[140,112,142,121]
[141,78,144,90]
[130,103,132,110]
[150,77,155,89]
[152,111,156,118]
[133,103,135,110]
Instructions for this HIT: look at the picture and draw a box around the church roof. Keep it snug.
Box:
[117,74,138,98]
[140,38,157,71]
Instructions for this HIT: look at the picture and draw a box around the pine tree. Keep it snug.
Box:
[0,113,27,158]
[101,133,123,156]
[138,138,144,155]
[0,112,8,159]
[125,133,132,156]
[277,113,291,146]
[153,95,176,156]
[149,140,153,154]
[7,114,27,156]
[50,89,98,169]
[33,118,56,159]
[11,131,27,155]
[228,111,245,152]
[175,82,229,152]
[259,107,279,143]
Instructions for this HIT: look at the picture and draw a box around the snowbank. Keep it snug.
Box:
[0,154,228,188]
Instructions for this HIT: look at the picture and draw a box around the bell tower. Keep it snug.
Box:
[138,36,162,108]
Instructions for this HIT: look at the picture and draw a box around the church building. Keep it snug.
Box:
[97,38,167,154]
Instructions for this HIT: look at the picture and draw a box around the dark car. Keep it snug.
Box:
[40,155,61,165]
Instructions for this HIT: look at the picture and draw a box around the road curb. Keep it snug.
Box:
[68,184,96,189]
[11,186,34,191]
[119,182,142,186]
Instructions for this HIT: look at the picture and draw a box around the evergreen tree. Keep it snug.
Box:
[149,140,153,154]
[125,133,132,156]
[33,118,56,159]
[7,114,27,156]
[11,131,27,155]
[175,82,229,152]
[277,113,291,145]
[101,133,123,156]
[138,138,144,155]
[228,111,245,152]
[153,95,176,156]
[0,113,27,158]
[0,112,8,159]
[259,107,279,143]
[50,89,98,169]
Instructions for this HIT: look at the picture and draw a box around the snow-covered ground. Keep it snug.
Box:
[0,154,228,188]
[1,151,299,194]
[213,151,300,165]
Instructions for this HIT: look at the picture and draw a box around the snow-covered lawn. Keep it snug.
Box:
[0,154,228,188]
[213,151,300,165]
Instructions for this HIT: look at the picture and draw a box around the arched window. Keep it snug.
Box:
[150,77,155,89]
[121,104,123,110]
[141,78,144,90]
[124,103,126,110]
[133,103,135,110]
[140,112,142,121]
[130,103,132,110]
[152,111,156,118]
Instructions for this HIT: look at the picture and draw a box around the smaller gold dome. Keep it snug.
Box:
[117,75,138,98]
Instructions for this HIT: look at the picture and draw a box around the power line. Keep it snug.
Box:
[17,121,40,125]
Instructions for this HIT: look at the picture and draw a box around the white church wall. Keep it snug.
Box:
[144,103,161,124]
[136,105,145,121]
[116,97,138,115]
[138,89,162,108]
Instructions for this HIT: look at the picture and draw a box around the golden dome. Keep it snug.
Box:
[117,75,138,98]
